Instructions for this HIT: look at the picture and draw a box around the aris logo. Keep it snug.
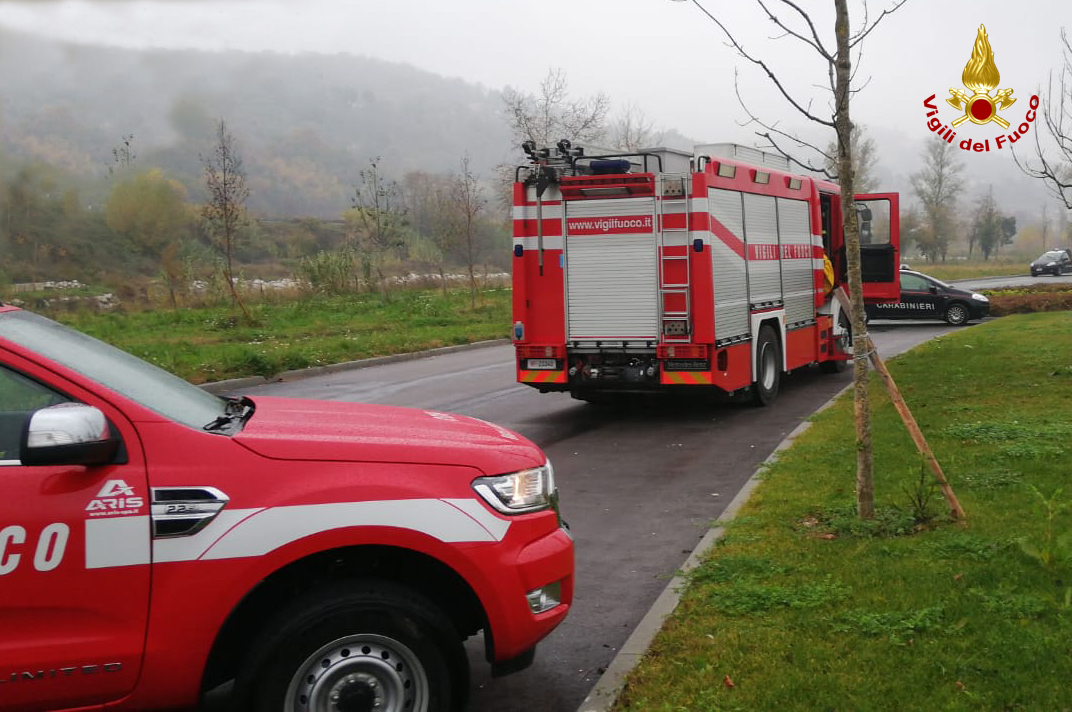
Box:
[921,24,1039,153]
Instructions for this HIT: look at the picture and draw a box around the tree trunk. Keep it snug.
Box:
[835,0,874,519]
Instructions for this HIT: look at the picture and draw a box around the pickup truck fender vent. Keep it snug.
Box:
[151,487,229,539]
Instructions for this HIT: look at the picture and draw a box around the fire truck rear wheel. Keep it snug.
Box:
[237,581,464,712]
[751,325,781,406]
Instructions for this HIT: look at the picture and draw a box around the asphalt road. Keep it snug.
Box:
[236,319,963,712]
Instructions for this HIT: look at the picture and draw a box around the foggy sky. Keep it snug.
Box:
[0,0,1067,161]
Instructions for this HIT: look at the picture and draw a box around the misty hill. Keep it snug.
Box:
[0,27,516,218]
[0,26,1059,233]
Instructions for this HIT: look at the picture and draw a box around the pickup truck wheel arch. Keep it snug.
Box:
[235,580,467,712]
[201,546,484,703]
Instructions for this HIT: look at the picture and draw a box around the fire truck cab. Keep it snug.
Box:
[511,141,900,405]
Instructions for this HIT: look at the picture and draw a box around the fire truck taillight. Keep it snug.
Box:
[517,344,564,359]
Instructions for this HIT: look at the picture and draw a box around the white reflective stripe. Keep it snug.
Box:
[152,508,261,563]
[812,258,827,269]
[443,498,510,541]
[513,205,564,221]
[85,516,150,569]
[690,197,709,213]
[689,231,711,245]
[198,499,508,561]
[513,236,564,250]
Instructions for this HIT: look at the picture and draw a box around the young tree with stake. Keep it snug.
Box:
[670,0,911,519]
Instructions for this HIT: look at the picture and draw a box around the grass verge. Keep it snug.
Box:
[616,311,1072,710]
[46,288,511,384]
[909,259,1029,281]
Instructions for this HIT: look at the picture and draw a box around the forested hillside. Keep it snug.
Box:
[0,27,525,286]
[0,27,513,218]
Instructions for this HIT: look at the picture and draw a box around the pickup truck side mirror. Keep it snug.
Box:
[20,403,121,467]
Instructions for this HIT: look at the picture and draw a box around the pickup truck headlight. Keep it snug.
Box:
[473,462,555,514]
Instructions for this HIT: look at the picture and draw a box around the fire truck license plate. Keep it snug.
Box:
[527,359,556,370]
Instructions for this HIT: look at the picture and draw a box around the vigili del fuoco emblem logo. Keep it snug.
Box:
[946,24,1015,129]
[922,24,1039,152]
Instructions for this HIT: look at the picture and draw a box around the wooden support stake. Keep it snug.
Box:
[833,288,965,520]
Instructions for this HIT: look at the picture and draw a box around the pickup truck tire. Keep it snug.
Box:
[237,581,464,712]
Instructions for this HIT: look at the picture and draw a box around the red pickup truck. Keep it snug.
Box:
[0,305,573,712]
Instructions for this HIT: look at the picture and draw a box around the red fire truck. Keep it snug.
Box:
[511,141,900,405]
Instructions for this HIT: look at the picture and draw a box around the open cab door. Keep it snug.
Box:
[854,192,900,302]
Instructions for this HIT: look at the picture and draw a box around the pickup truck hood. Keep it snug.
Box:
[233,396,543,475]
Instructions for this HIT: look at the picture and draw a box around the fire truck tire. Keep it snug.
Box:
[944,303,969,326]
[751,325,781,406]
[236,581,465,712]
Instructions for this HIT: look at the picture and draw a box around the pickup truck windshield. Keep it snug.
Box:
[0,310,227,430]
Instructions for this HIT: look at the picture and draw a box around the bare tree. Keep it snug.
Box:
[502,68,610,147]
[452,155,487,308]
[108,134,136,176]
[201,119,251,321]
[824,124,880,193]
[1015,29,1072,209]
[675,0,907,519]
[403,171,454,295]
[910,139,964,263]
[497,69,612,211]
[351,156,407,300]
[608,103,664,151]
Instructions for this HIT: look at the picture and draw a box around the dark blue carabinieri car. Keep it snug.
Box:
[865,268,989,326]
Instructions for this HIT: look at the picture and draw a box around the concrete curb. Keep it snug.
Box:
[200,338,510,394]
[576,383,852,712]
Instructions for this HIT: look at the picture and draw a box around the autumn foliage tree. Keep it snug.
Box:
[105,168,192,305]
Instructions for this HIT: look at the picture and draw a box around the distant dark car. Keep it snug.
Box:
[1030,249,1072,276]
[865,269,989,326]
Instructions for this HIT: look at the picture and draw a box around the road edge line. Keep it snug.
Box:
[199,338,510,394]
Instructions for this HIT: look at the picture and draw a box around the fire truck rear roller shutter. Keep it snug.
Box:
[776,197,816,325]
[743,193,781,307]
[709,188,749,342]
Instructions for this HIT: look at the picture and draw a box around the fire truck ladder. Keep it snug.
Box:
[657,173,691,343]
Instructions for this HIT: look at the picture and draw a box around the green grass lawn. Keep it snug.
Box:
[617,311,1072,710]
[907,258,1027,281]
[47,288,512,384]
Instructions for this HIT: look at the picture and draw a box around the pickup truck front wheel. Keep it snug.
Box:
[238,581,465,712]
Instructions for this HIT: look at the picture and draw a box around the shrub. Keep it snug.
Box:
[984,285,1072,316]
